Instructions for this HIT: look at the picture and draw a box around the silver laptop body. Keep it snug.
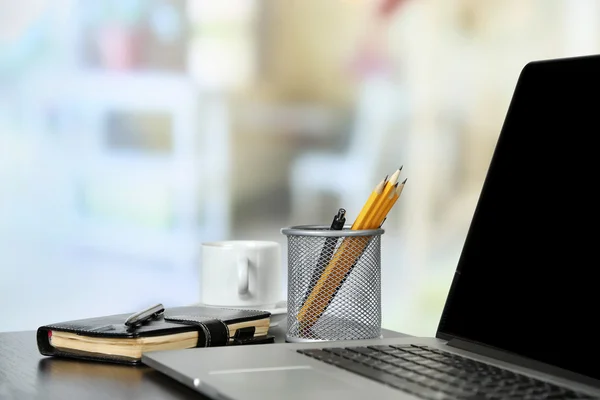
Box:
[143,55,600,400]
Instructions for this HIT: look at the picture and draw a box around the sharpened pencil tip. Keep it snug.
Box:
[399,165,403,171]
[394,182,399,187]
[383,174,389,183]
[402,178,407,184]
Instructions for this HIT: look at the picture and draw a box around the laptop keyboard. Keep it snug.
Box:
[297,345,597,400]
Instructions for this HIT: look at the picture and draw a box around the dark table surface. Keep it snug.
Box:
[0,321,409,400]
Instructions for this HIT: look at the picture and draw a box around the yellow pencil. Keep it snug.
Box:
[375,178,406,227]
[371,182,398,227]
[350,176,388,230]
[363,167,401,229]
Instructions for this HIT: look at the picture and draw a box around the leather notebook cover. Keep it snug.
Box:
[37,306,272,364]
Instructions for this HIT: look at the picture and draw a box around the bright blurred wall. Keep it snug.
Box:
[1,0,600,335]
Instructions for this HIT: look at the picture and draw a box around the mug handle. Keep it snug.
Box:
[237,256,249,295]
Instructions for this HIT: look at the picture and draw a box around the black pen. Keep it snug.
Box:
[124,303,165,328]
[329,208,346,231]
[301,208,346,307]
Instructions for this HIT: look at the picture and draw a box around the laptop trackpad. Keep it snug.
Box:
[209,365,361,394]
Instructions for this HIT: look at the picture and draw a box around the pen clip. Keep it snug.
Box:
[330,208,346,230]
[124,303,165,328]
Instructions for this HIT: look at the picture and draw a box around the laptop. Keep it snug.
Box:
[142,54,600,400]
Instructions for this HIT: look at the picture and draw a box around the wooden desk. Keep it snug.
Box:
[0,323,409,400]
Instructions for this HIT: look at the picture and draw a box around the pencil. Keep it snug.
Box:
[379,178,406,227]
[350,176,388,230]
[363,166,402,229]
[375,179,406,227]
[371,180,398,227]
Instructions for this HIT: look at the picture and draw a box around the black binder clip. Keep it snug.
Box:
[233,326,256,341]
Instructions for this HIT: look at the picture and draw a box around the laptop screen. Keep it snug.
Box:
[437,55,599,381]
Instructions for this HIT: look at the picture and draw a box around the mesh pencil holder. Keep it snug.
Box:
[281,225,384,342]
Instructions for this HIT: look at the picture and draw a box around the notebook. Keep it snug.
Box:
[142,54,600,400]
[37,305,272,364]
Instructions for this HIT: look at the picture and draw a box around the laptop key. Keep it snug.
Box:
[379,347,408,355]
[297,349,332,360]
[384,366,414,376]
[368,361,398,372]
[390,359,417,368]
[376,362,403,372]
[367,345,400,352]
[345,346,382,357]
[388,344,413,348]
[402,354,426,362]
[322,347,362,360]
[371,353,399,363]
[320,347,344,353]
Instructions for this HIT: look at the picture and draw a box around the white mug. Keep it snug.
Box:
[200,240,283,308]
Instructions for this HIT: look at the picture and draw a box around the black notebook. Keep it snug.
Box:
[37,306,273,364]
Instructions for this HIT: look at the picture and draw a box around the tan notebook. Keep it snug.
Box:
[37,306,272,364]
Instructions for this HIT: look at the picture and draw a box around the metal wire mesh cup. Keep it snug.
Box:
[281,225,384,342]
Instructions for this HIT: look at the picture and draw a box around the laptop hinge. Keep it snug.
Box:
[447,338,600,390]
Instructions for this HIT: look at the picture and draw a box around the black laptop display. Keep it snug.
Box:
[437,55,600,381]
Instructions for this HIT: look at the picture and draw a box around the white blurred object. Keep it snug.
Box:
[289,74,409,223]
[19,71,231,267]
[200,240,283,308]
[0,0,46,42]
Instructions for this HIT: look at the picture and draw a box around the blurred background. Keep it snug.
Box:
[1,0,599,336]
